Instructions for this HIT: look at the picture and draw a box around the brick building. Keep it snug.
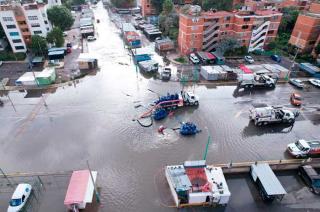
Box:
[178,6,282,55]
[243,0,311,11]
[289,3,320,54]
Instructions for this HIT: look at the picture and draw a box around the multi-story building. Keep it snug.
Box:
[23,2,52,38]
[244,0,312,12]
[0,3,28,53]
[0,1,55,53]
[289,3,320,54]
[178,6,282,55]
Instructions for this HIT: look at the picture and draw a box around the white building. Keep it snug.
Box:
[0,7,27,53]
[23,3,52,37]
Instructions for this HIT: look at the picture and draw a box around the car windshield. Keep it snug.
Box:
[247,56,252,59]
[294,96,302,100]
[10,198,22,206]
[313,179,320,188]
[295,141,305,151]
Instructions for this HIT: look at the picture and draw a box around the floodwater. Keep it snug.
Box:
[0,2,320,212]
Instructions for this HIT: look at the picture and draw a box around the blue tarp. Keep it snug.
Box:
[299,63,320,78]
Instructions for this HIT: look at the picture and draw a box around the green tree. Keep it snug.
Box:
[202,0,233,11]
[0,24,5,39]
[216,36,241,55]
[47,27,64,47]
[47,6,74,31]
[162,0,174,15]
[110,0,135,8]
[151,0,165,14]
[278,7,299,34]
[29,35,48,56]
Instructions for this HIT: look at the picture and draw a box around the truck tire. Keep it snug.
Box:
[194,101,199,106]
[185,101,190,106]
[288,119,294,124]
[249,84,254,89]
[263,122,268,125]
[257,122,263,126]
[245,85,249,89]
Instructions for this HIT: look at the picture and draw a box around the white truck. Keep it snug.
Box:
[238,74,275,89]
[287,139,320,158]
[181,91,199,106]
[249,106,297,126]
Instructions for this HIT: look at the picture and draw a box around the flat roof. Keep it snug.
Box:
[64,170,97,206]
[251,163,286,196]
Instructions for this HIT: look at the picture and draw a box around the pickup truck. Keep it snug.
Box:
[238,74,275,89]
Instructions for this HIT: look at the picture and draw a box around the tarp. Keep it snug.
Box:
[206,52,216,60]
[239,64,253,74]
[64,170,97,206]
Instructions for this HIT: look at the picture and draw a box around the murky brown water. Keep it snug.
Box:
[0,3,320,212]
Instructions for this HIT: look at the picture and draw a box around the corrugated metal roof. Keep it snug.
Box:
[184,160,206,168]
[251,163,286,196]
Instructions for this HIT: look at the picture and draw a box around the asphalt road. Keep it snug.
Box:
[0,2,319,212]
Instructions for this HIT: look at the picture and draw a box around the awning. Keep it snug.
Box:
[239,64,253,74]
[64,170,97,206]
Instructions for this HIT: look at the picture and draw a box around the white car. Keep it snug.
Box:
[244,55,254,64]
[289,78,304,88]
[309,79,320,88]
[189,53,200,64]
[8,184,32,212]
[87,36,96,41]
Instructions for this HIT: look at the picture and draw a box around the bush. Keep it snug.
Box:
[0,52,26,61]
[174,56,187,64]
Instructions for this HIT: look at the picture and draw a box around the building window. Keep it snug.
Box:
[225,16,230,21]
[15,46,25,50]
[6,24,16,29]
[272,16,278,20]
[244,18,250,22]
[192,26,198,30]
[33,30,42,34]
[46,27,49,31]
[9,32,19,36]
[21,28,29,32]
[28,16,38,20]
[242,25,249,29]
[3,17,13,22]
[309,41,316,45]
[44,20,48,24]
[42,13,46,18]
[31,23,41,27]
[18,21,27,25]
[225,24,229,28]
[12,39,22,43]
[268,30,274,35]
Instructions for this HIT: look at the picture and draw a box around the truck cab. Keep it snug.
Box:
[181,91,199,106]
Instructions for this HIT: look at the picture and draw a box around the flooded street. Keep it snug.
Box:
[0,3,320,212]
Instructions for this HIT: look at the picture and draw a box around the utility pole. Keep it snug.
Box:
[286,31,302,80]
[86,160,100,203]
[1,80,16,112]
[203,135,211,161]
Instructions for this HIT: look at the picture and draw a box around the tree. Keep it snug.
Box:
[278,7,299,34]
[201,0,233,11]
[110,0,135,8]
[216,37,241,55]
[314,44,320,55]
[29,35,48,56]
[151,0,165,14]
[47,27,64,47]
[162,0,174,15]
[47,6,74,31]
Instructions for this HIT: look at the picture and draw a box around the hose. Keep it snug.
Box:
[136,114,153,127]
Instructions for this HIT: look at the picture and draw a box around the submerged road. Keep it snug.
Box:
[0,2,320,211]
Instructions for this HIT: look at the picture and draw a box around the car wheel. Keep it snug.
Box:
[263,122,268,125]
[288,119,294,124]
[257,122,262,126]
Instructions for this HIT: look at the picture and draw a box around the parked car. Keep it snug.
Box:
[189,53,200,64]
[87,36,96,41]
[298,165,320,194]
[290,92,302,106]
[271,54,281,63]
[244,55,254,64]
[289,78,304,88]
[8,184,32,212]
[309,79,320,87]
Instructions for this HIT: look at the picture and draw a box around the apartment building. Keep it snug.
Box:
[244,0,312,12]
[178,6,282,55]
[23,2,52,37]
[0,3,28,53]
[0,1,54,53]
[289,3,320,53]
